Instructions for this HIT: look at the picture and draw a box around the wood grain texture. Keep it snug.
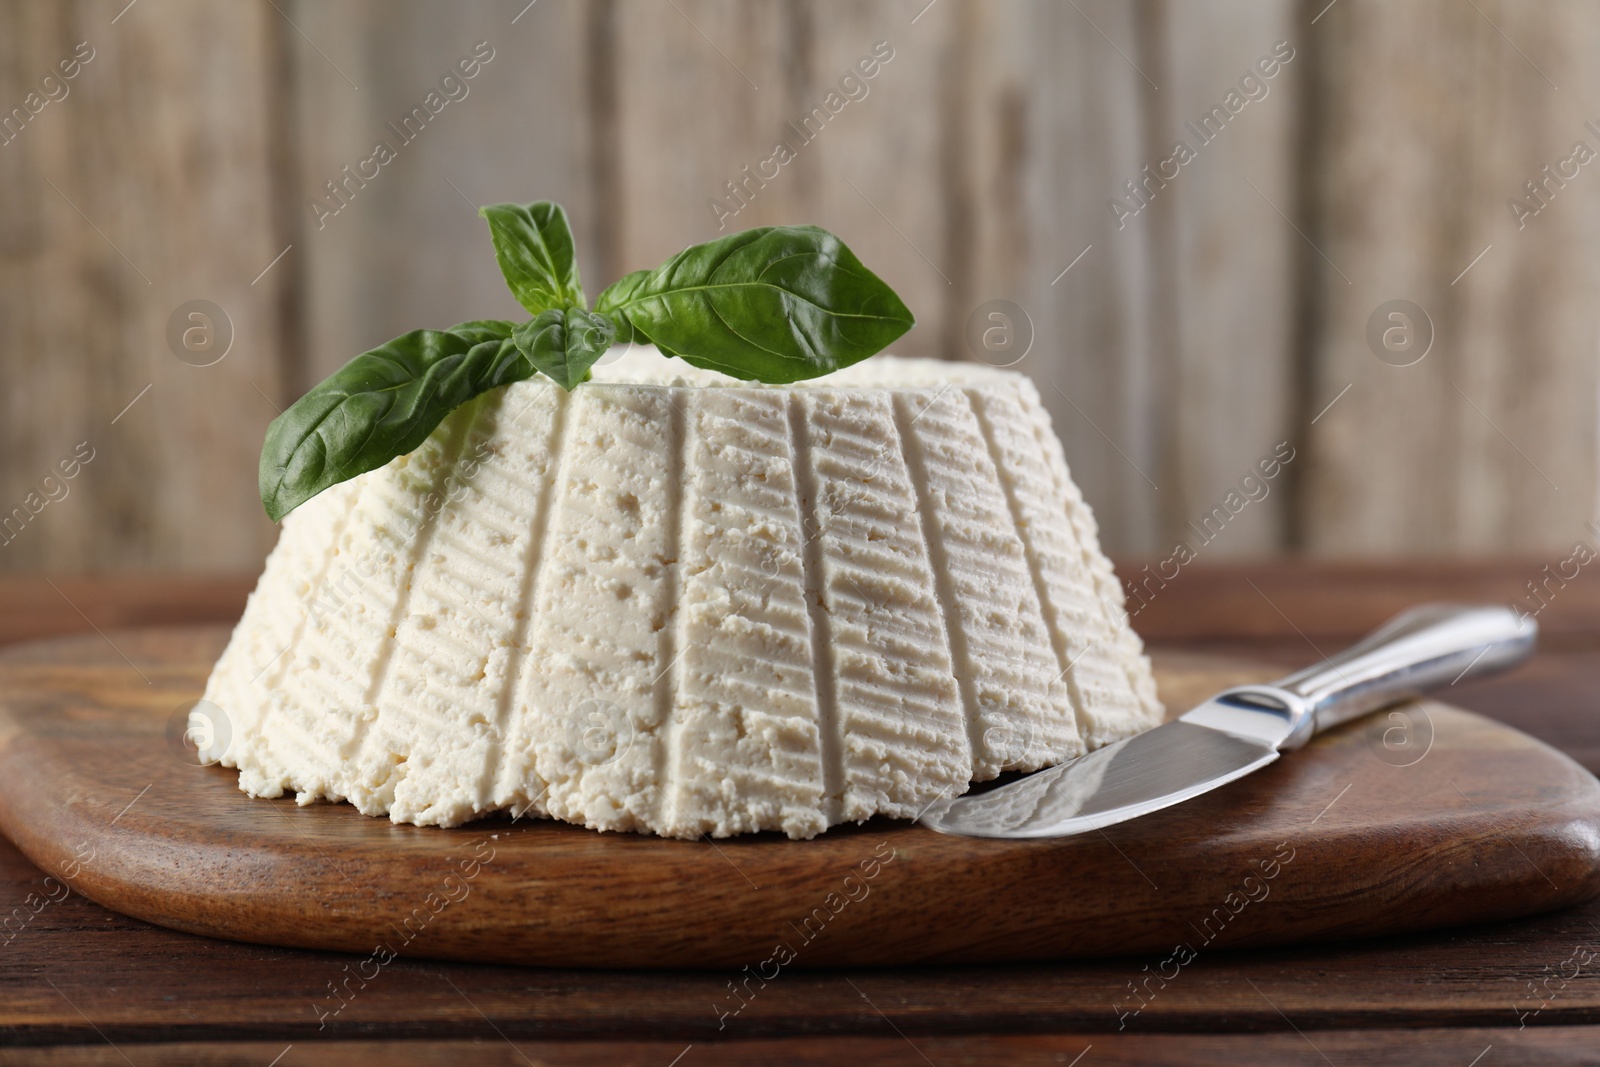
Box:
[1124,558,1600,645]
[1300,0,1600,554]
[1,1030,1597,1067]
[287,0,593,390]
[5,817,1600,1043]
[1021,0,1164,554]
[0,0,286,571]
[1147,0,1300,556]
[0,626,1596,971]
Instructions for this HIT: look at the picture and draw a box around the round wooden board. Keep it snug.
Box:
[0,627,1597,969]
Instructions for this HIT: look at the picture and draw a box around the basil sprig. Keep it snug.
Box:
[260,200,913,520]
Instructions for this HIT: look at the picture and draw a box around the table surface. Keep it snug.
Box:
[3,562,1600,1066]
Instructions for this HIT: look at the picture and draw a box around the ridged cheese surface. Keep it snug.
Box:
[199,348,1163,838]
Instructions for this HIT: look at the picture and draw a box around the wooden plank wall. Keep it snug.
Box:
[0,0,1593,574]
[0,0,288,571]
[1300,0,1600,556]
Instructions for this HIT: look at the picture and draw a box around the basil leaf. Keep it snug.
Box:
[259,320,527,521]
[513,308,617,391]
[594,224,913,383]
[479,201,585,314]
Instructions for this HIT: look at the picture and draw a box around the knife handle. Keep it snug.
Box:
[1269,603,1535,746]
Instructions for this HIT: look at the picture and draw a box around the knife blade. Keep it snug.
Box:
[919,603,1536,839]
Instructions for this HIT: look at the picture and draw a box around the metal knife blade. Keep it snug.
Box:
[919,603,1536,839]
[918,693,1289,838]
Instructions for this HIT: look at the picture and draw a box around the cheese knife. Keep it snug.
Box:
[918,603,1535,839]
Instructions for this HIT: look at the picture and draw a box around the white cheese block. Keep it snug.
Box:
[199,348,1163,839]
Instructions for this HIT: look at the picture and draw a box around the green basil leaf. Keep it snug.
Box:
[594,224,913,383]
[513,307,617,391]
[479,202,585,315]
[259,320,527,521]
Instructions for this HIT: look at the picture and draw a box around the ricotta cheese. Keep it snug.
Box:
[199,347,1163,838]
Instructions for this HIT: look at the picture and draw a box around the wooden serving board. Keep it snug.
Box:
[1,627,1597,969]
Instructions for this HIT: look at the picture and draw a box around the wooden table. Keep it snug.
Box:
[3,564,1599,1065]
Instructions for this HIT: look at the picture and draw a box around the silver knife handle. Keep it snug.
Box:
[1269,603,1535,743]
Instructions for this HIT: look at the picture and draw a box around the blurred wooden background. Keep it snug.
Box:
[0,0,1596,574]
